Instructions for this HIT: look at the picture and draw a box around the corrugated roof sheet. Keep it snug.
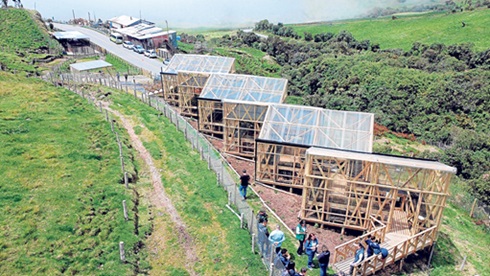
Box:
[114,23,176,40]
[199,73,287,104]
[53,31,90,40]
[70,60,112,71]
[259,104,374,152]
[164,54,235,74]
[109,15,140,27]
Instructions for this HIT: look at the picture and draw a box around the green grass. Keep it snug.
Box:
[95,88,267,275]
[0,72,148,275]
[0,9,62,74]
[105,53,141,75]
[291,8,490,51]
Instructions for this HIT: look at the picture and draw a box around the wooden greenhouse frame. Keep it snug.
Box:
[198,74,287,139]
[223,101,270,158]
[301,147,456,234]
[255,104,375,194]
[160,54,235,114]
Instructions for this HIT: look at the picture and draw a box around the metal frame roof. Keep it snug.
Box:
[114,23,176,40]
[306,147,457,173]
[53,31,90,40]
[259,104,374,152]
[70,60,112,72]
[199,73,287,104]
[164,54,235,74]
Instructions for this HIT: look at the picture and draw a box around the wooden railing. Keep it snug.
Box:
[352,225,437,275]
[333,216,386,264]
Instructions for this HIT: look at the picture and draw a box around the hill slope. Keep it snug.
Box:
[291,9,490,51]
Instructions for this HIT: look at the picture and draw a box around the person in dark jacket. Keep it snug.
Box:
[239,169,250,200]
[318,245,330,276]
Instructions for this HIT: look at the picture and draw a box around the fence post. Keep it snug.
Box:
[122,200,128,221]
[105,109,109,121]
[99,102,103,112]
[240,213,244,229]
[217,173,220,187]
[119,241,126,262]
[470,198,477,218]
[124,172,129,189]
[252,233,256,253]
[269,245,275,267]
[228,191,232,206]
[460,255,467,271]
[111,119,114,133]
[250,210,254,233]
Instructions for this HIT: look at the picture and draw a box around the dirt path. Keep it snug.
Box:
[107,106,198,276]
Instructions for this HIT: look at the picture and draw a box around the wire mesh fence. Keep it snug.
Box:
[42,71,292,274]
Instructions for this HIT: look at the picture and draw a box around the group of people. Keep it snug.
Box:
[349,235,389,275]
[295,220,331,276]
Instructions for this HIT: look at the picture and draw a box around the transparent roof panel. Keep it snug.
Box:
[199,73,287,104]
[164,54,235,74]
[259,104,374,152]
[306,147,457,173]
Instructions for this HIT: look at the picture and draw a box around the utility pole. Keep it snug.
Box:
[72,9,76,22]
[88,12,91,23]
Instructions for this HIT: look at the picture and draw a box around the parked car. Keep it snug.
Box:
[144,49,157,58]
[122,41,133,49]
[133,45,144,54]
[163,58,170,65]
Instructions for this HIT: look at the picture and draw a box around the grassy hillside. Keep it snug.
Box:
[0,9,62,74]
[291,8,490,51]
[0,72,148,275]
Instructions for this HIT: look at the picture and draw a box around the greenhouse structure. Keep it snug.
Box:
[197,74,288,157]
[255,104,374,193]
[160,54,235,116]
[301,147,456,232]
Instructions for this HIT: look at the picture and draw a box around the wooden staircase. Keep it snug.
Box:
[333,212,436,275]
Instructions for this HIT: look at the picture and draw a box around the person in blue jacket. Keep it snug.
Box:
[305,233,319,270]
[349,243,365,275]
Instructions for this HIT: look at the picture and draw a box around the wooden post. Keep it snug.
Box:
[240,213,244,229]
[217,173,220,187]
[250,210,254,233]
[120,156,125,173]
[99,102,103,112]
[110,120,114,133]
[269,245,275,266]
[470,198,477,218]
[269,263,274,276]
[122,200,128,221]
[459,255,467,271]
[200,147,204,161]
[119,241,126,262]
[427,241,435,271]
[105,110,109,121]
[228,191,232,206]
[252,233,256,253]
[124,172,129,189]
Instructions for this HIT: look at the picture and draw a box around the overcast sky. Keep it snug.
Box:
[21,0,442,28]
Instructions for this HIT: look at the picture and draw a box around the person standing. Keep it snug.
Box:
[295,220,307,255]
[258,219,269,257]
[305,233,319,270]
[318,245,330,276]
[269,224,286,254]
[349,243,365,275]
[239,169,250,200]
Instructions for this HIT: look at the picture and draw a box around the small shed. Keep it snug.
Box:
[302,147,456,233]
[255,104,374,193]
[160,54,235,116]
[197,73,287,157]
[53,31,92,56]
[69,60,112,73]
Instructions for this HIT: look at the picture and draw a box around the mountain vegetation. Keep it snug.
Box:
[183,7,490,205]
